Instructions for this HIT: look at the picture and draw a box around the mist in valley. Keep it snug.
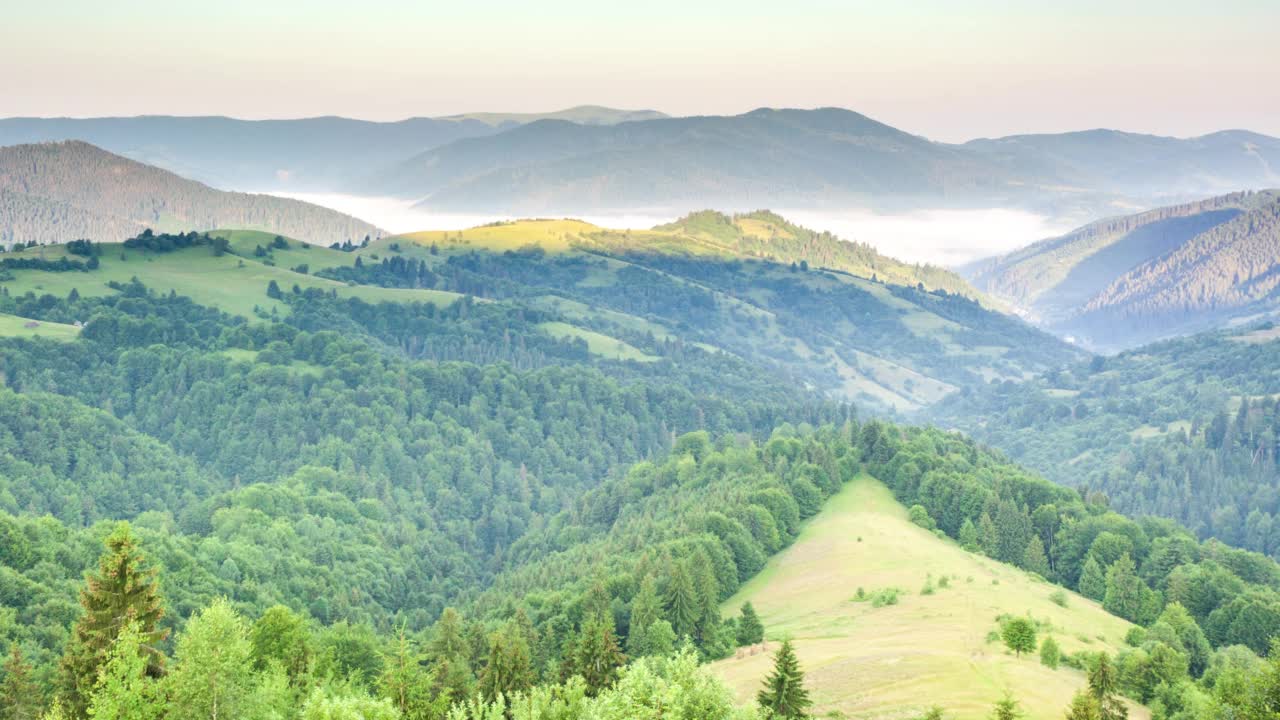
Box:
[269,191,1072,267]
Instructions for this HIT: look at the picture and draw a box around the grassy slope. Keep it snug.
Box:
[0,241,463,318]
[712,476,1146,720]
[0,312,80,341]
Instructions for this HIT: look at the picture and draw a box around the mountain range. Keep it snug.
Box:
[0,141,382,246]
[965,189,1280,349]
[4,108,1278,221]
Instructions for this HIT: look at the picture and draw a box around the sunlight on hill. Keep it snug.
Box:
[713,476,1146,720]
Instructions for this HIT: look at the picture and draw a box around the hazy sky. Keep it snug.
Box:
[4,0,1277,141]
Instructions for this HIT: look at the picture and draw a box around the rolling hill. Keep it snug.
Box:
[436,105,667,127]
[365,107,1280,217]
[711,475,1144,720]
[0,141,384,246]
[0,114,499,190]
[368,211,1081,410]
[965,190,1280,349]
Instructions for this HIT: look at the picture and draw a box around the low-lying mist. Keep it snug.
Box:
[266,192,1073,267]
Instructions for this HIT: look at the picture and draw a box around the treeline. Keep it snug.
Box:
[931,326,1280,559]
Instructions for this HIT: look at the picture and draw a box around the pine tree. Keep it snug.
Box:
[737,602,765,646]
[756,639,811,719]
[478,623,533,703]
[1102,554,1142,622]
[166,598,253,720]
[1,644,40,720]
[572,613,626,696]
[626,576,661,657]
[1022,537,1050,577]
[1086,653,1126,720]
[991,694,1023,720]
[1078,555,1107,601]
[1039,636,1060,669]
[426,608,472,702]
[958,518,981,552]
[59,523,167,719]
[978,512,998,557]
[1064,692,1102,720]
[377,628,443,720]
[665,563,699,642]
[690,553,721,644]
[84,623,161,720]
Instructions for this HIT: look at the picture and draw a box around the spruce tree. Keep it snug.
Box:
[1102,554,1143,622]
[478,623,533,703]
[1078,555,1107,601]
[665,562,699,642]
[958,518,981,552]
[756,639,811,719]
[426,608,472,702]
[626,576,661,657]
[572,613,626,696]
[58,523,166,719]
[1086,653,1126,720]
[1,644,40,720]
[991,694,1023,720]
[737,602,765,646]
[1022,537,1050,577]
[978,512,998,557]
[1039,636,1060,669]
[690,552,721,644]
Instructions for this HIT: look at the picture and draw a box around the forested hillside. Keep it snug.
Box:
[966,190,1280,349]
[930,324,1280,560]
[0,141,384,246]
[0,217,1080,412]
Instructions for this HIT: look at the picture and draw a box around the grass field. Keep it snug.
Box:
[0,243,463,318]
[712,476,1146,720]
[537,321,658,362]
[0,313,81,341]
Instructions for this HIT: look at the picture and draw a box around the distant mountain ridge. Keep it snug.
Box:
[435,105,667,127]
[965,189,1280,349]
[0,141,383,246]
[366,108,1280,217]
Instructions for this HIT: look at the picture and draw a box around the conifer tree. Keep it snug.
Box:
[737,602,765,646]
[690,552,721,643]
[84,623,161,720]
[991,694,1023,720]
[626,576,661,657]
[59,523,167,719]
[1022,537,1050,577]
[756,639,811,719]
[1039,636,1060,669]
[427,608,473,702]
[958,518,981,552]
[1064,692,1102,720]
[377,628,440,720]
[478,623,534,703]
[572,612,626,696]
[978,512,998,557]
[1102,554,1142,622]
[664,562,699,642]
[1086,653,1126,720]
[1078,555,1107,601]
[1,644,40,720]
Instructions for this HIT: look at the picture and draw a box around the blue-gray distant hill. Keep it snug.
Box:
[0,141,383,246]
[0,107,663,191]
[965,189,1280,349]
[367,108,1280,217]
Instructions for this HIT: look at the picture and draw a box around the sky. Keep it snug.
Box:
[3,0,1278,141]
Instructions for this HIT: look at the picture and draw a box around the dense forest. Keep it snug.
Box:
[930,325,1280,559]
[4,230,1280,718]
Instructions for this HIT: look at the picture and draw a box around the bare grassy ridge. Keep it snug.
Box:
[713,476,1146,720]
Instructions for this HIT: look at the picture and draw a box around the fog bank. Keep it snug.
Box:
[268,192,1071,267]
